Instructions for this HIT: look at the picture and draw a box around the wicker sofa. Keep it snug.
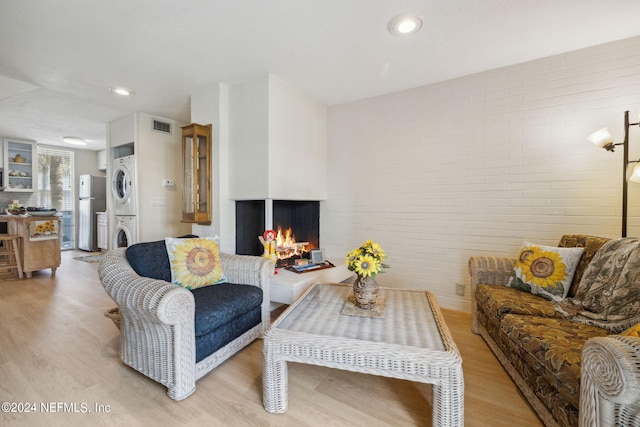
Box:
[98,240,272,401]
[469,234,640,427]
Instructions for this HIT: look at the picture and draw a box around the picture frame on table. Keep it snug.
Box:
[310,249,326,264]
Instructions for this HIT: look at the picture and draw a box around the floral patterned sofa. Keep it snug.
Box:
[469,235,640,427]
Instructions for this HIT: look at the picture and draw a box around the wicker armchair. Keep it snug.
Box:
[98,248,272,401]
[580,336,640,426]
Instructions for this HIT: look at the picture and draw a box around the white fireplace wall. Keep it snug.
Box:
[267,76,327,200]
[228,74,327,201]
[190,74,327,253]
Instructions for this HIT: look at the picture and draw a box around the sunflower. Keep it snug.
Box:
[345,249,361,268]
[171,238,223,289]
[354,254,380,278]
[518,246,567,289]
[367,242,385,258]
[345,240,390,277]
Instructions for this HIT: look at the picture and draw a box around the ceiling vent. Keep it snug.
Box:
[152,119,172,134]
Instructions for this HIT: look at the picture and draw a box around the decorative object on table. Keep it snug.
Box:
[341,293,387,318]
[26,207,58,217]
[259,229,277,263]
[6,201,26,215]
[345,240,390,309]
[285,260,335,274]
[310,248,325,264]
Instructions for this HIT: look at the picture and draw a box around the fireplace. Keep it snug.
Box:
[236,200,319,266]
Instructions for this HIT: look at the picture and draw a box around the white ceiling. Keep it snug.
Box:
[1,0,639,151]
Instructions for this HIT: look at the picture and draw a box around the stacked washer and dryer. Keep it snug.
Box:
[111,154,137,248]
[107,112,190,250]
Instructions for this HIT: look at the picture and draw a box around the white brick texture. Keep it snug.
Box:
[323,36,640,311]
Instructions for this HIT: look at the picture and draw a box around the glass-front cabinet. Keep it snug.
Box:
[3,138,37,192]
[181,123,212,225]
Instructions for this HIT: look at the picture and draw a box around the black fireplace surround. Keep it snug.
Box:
[235,200,319,259]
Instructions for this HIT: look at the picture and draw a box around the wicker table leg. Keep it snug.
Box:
[432,366,464,427]
[263,343,288,413]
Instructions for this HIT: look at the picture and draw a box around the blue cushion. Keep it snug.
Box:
[191,283,263,336]
[126,235,198,282]
[125,238,263,363]
[195,306,261,362]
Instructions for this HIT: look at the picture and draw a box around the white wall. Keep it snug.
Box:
[228,76,270,201]
[135,113,191,242]
[268,75,327,200]
[227,75,327,201]
[190,82,236,253]
[323,35,640,311]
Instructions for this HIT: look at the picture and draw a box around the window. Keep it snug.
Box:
[37,147,74,250]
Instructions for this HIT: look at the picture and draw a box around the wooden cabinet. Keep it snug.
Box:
[181,123,212,225]
[3,138,36,192]
[7,216,61,277]
[97,212,107,250]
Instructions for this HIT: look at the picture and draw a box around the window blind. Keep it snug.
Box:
[37,146,74,249]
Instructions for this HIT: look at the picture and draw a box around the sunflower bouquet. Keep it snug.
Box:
[345,240,389,278]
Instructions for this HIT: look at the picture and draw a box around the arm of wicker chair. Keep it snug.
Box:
[220,252,273,334]
[580,335,640,427]
[98,248,194,325]
[468,256,515,334]
[98,248,197,401]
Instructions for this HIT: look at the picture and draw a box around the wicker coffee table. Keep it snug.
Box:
[262,282,464,426]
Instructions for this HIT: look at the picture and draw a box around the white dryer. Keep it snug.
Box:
[113,215,137,248]
[112,155,137,216]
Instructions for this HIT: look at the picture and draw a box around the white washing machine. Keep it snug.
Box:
[112,155,137,216]
[113,215,137,248]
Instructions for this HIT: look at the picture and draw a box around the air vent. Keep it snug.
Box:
[152,119,172,134]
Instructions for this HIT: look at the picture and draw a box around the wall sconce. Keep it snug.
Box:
[588,111,640,237]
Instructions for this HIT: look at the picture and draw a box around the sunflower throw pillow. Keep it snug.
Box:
[507,242,584,302]
[165,236,225,290]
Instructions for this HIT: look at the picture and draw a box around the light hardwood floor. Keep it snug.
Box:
[0,250,544,426]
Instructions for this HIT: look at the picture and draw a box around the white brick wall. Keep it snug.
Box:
[323,36,640,311]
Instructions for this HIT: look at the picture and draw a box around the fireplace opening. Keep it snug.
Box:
[235,200,319,267]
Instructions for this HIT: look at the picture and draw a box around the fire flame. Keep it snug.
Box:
[275,226,308,260]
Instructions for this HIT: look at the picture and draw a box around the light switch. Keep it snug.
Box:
[151,197,167,206]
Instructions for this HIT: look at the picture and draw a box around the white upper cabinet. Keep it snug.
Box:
[3,138,37,192]
[98,149,107,170]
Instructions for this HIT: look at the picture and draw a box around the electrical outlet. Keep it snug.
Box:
[455,283,465,296]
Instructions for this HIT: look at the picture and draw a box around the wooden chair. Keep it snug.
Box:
[0,235,23,278]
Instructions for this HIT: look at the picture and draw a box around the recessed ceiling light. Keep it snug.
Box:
[62,136,88,146]
[109,87,135,96]
[388,13,423,36]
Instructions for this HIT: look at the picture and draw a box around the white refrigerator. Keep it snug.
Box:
[78,175,106,251]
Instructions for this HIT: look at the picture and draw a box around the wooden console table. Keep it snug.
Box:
[1,215,61,278]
